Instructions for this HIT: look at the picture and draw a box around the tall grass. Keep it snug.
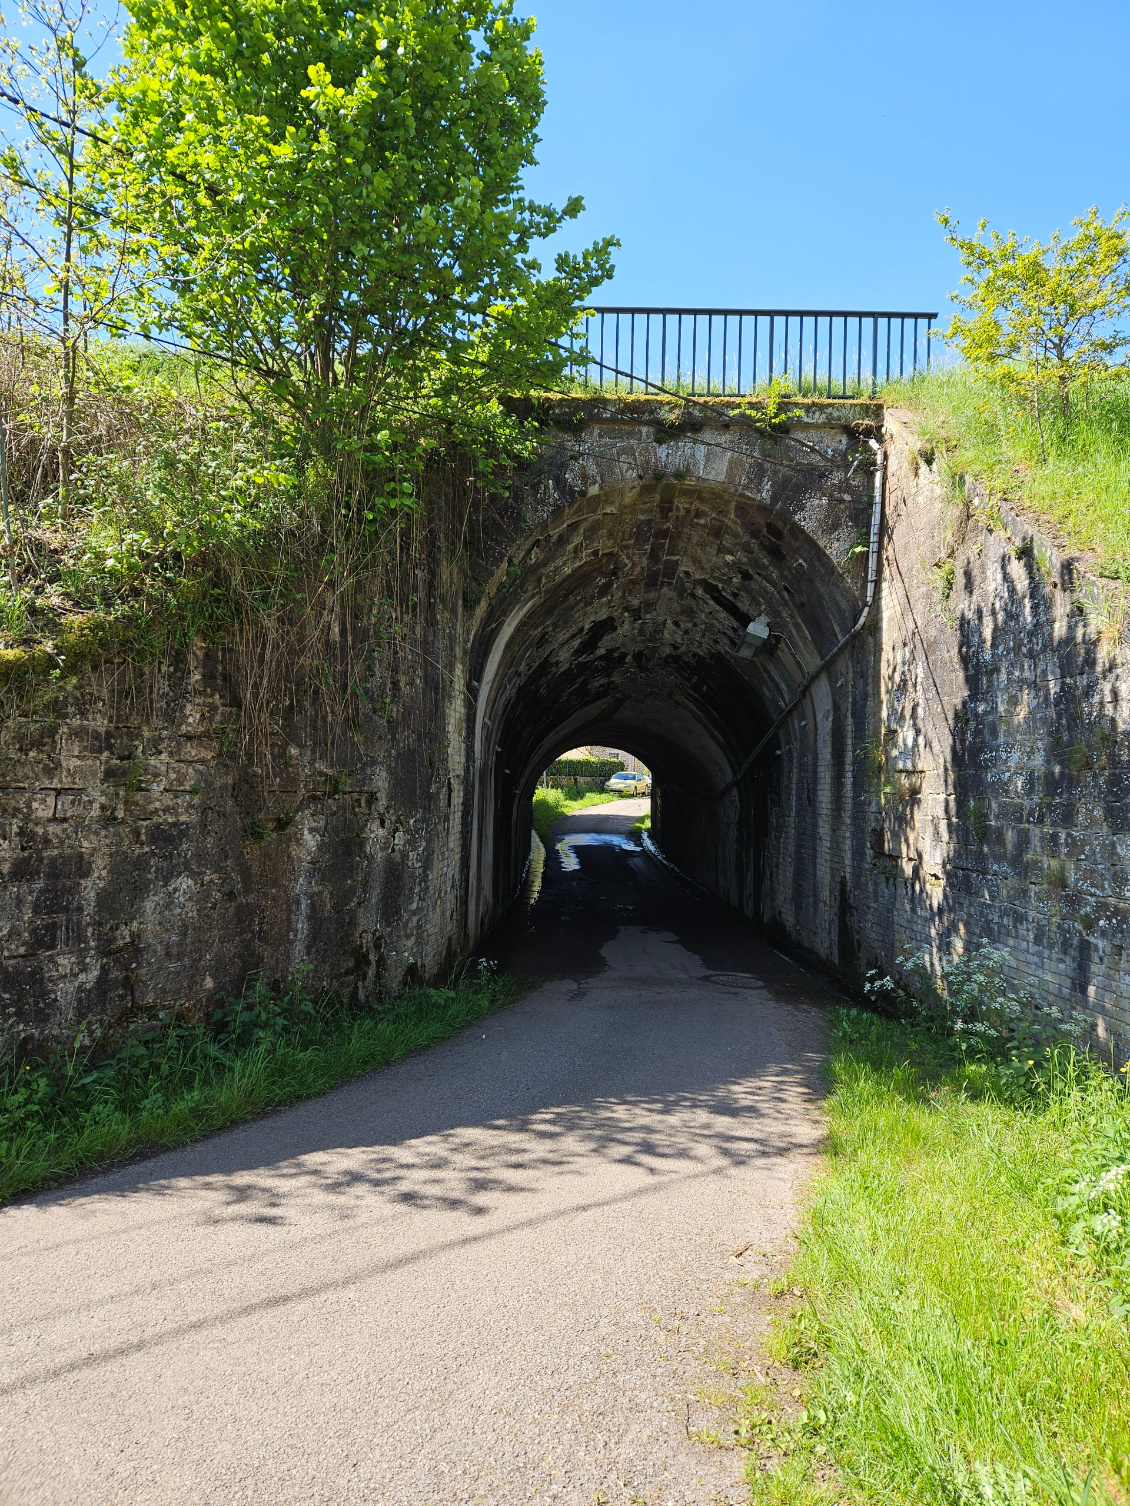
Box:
[530,782,621,844]
[744,1008,1130,1506]
[0,964,515,1203]
[886,367,1130,579]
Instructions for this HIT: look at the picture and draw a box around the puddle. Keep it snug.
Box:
[556,832,642,873]
[522,832,546,906]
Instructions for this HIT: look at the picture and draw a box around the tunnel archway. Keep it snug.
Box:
[466,453,873,945]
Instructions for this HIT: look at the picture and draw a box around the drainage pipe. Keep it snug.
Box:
[708,436,885,799]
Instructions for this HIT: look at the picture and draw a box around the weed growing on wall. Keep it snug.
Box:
[0,962,516,1202]
[0,336,546,760]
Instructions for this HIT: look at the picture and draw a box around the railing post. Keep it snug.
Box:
[871,316,879,397]
[825,315,833,397]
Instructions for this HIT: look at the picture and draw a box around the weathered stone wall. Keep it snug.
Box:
[6,396,1129,1055]
[0,599,473,1055]
[761,409,1130,1046]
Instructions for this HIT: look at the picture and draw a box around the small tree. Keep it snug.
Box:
[937,206,1130,452]
[112,0,614,451]
[0,0,140,514]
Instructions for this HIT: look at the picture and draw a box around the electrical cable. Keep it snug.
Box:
[700,436,886,798]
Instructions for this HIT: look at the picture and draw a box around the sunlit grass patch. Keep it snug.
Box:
[530,782,621,844]
[885,366,1130,579]
[744,1008,1130,1506]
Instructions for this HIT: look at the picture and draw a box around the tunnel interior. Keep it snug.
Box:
[467,471,871,941]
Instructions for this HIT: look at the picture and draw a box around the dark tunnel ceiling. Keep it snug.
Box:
[472,478,864,798]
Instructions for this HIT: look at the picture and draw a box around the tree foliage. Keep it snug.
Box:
[0,0,141,507]
[937,207,1130,436]
[111,0,614,442]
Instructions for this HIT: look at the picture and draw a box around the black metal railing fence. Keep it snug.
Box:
[564,307,938,398]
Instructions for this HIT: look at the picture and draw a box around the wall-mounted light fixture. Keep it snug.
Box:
[736,615,770,660]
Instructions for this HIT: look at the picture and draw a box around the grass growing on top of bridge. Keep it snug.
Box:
[0,964,516,1204]
[743,1003,1130,1506]
[530,783,622,844]
[888,367,1130,580]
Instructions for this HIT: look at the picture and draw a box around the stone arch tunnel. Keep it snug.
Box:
[465,398,880,958]
[6,393,1128,1054]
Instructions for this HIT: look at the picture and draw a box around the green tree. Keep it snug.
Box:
[937,206,1130,452]
[0,0,139,513]
[111,0,614,447]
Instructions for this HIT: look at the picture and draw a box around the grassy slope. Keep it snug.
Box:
[746,1010,1130,1506]
[530,783,622,844]
[0,970,515,1203]
[886,368,1130,580]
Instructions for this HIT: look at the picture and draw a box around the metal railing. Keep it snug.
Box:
[565,307,939,398]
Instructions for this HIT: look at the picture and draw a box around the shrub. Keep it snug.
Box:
[546,757,624,780]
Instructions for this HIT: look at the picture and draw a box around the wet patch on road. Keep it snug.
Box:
[555,831,642,873]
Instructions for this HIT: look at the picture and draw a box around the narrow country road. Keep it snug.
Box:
[1,800,833,1506]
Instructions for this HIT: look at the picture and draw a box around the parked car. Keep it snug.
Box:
[604,770,652,795]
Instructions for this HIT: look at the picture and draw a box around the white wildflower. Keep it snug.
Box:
[1089,1164,1130,1201]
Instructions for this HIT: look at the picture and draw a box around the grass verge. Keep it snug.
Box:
[0,964,516,1204]
[885,367,1130,579]
[744,1007,1130,1506]
[530,782,622,844]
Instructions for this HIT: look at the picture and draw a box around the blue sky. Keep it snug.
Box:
[519,0,1130,317]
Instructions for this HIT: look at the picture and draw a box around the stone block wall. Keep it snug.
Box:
[762,409,1130,1047]
[0,626,472,1055]
[6,397,1130,1056]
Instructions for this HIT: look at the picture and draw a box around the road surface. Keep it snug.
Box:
[1,798,832,1505]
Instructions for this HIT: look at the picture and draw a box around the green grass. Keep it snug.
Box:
[744,1008,1130,1506]
[530,782,622,844]
[0,965,516,1204]
[886,367,1130,579]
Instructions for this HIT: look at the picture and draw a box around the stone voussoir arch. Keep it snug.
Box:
[464,397,883,938]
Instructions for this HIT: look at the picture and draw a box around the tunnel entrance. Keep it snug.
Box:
[466,408,876,950]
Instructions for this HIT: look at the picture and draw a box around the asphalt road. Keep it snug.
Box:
[1,799,831,1506]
